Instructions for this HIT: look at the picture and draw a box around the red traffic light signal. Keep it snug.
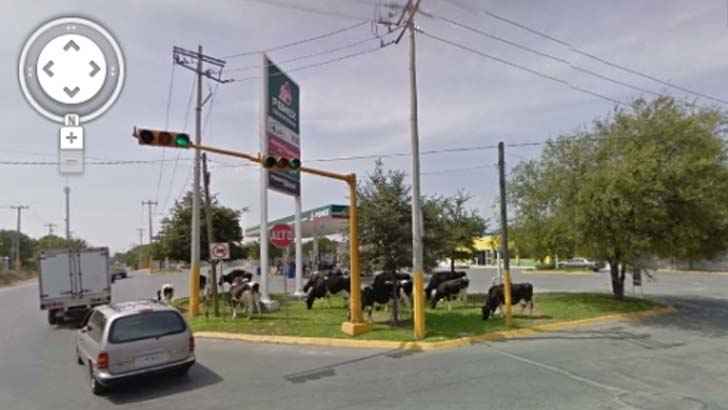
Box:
[134,128,190,148]
[261,155,301,170]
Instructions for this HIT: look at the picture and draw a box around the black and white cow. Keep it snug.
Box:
[156,283,175,304]
[229,277,262,319]
[430,277,470,310]
[360,271,413,320]
[425,271,467,300]
[481,283,534,320]
[218,269,253,289]
[305,274,350,309]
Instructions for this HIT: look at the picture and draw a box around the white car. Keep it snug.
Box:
[75,300,195,394]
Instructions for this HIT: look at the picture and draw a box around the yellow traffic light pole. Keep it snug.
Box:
[186,143,369,335]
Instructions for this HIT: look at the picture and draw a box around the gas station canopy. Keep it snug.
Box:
[245,204,348,239]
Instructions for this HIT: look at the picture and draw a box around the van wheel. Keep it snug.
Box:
[89,365,106,395]
[76,348,84,365]
[48,310,57,325]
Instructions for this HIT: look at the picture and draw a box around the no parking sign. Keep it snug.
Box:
[209,243,230,261]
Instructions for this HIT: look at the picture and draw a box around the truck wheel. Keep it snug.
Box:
[48,310,57,325]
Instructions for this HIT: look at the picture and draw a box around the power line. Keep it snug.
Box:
[419,29,627,106]
[440,0,728,105]
[240,0,371,21]
[227,35,382,72]
[0,159,194,166]
[161,76,197,214]
[223,20,370,59]
[432,14,666,99]
[154,62,177,205]
[231,42,394,83]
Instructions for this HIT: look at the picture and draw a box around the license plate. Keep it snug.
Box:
[134,352,168,368]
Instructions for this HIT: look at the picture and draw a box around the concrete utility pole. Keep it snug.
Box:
[202,153,219,316]
[10,205,29,270]
[45,223,56,236]
[294,196,304,296]
[141,200,158,243]
[498,142,514,326]
[172,45,230,316]
[137,228,144,246]
[64,186,71,240]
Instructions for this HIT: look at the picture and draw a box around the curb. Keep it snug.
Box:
[522,270,596,276]
[194,305,674,352]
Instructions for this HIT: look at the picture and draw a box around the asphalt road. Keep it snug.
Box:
[2,269,728,410]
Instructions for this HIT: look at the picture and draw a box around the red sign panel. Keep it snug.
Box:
[270,224,294,249]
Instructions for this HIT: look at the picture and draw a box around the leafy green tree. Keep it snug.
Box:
[441,191,488,272]
[157,191,243,262]
[0,230,34,269]
[510,97,728,298]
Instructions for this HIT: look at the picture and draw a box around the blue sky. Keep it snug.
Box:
[3,0,728,252]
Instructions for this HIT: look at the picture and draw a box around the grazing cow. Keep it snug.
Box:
[230,278,262,319]
[481,283,534,320]
[425,271,467,300]
[156,283,174,304]
[430,277,470,310]
[305,275,350,309]
[359,271,412,320]
[218,269,253,289]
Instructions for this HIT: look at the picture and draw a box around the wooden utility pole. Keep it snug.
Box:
[202,153,219,316]
[498,142,513,326]
[10,205,29,270]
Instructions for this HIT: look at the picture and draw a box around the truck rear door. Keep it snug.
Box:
[78,249,110,297]
[39,252,74,302]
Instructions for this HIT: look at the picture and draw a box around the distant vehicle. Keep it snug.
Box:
[39,248,111,325]
[110,266,128,283]
[559,257,605,272]
[75,300,195,395]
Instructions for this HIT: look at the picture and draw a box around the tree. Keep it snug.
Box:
[34,235,87,255]
[0,230,34,269]
[358,161,413,273]
[441,191,488,272]
[357,161,471,273]
[510,97,728,298]
[157,191,243,262]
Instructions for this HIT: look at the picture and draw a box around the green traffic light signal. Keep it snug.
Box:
[289,158,301,170]
[175,133,190,148]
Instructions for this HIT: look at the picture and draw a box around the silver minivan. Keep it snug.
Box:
[75,300,195,394]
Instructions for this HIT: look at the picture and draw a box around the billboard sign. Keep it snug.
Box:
[264,55,300,196]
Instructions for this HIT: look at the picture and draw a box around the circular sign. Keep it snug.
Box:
[18,16,125,123]
[270,224,294,249]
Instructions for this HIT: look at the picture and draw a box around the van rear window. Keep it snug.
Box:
[109,311,186,343]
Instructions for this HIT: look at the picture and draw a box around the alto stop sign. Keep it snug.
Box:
[270,224,294,249]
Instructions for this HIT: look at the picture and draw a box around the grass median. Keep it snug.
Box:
[174,292,660,342]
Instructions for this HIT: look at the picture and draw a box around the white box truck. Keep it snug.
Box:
[39,247,111,324]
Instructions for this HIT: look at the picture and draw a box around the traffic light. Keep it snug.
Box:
[261,155,301,170]
[134,128,191,148]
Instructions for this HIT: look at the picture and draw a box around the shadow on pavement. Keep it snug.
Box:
[105,363,222,405]
[639,295,728,338]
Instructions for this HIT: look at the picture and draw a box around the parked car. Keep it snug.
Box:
[75,300,195,394]
[559,257,605,272]
[110,266,128,283]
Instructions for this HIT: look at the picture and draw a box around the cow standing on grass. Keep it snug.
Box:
[430,277,469,310]
[360,271,413,321]
[230,277,262,319]
[481,283,534,320]
[304,274,350,309]
[425,271,467,300]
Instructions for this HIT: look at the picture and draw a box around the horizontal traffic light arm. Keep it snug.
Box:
[189,142,351,183]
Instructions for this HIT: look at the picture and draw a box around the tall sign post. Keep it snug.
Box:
[259,54,302,306]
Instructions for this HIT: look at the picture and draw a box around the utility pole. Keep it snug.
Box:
[137,228,144,246]
[10,205,29,270]
[45,223,56,236]
[498,142,513,326]
[172,45,231,316]
[202,153,219,316]
[64,186,70,240]
[141,200,158,243]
